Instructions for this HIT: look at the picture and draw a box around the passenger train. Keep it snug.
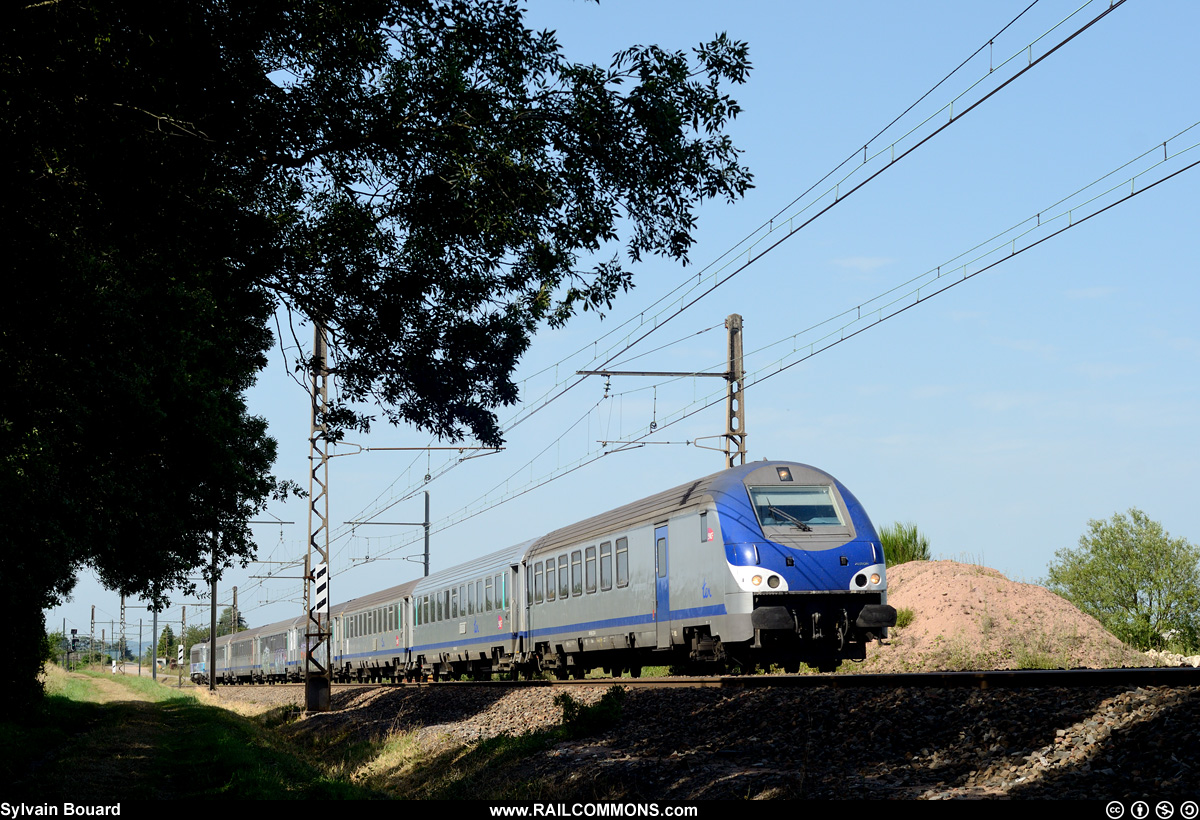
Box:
[191,460,897,683]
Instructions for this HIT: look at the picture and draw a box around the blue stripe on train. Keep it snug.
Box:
[335,603,728,659]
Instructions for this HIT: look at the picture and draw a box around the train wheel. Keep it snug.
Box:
[629,666,642,679]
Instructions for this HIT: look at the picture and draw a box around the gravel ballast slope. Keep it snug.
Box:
[202,561,1199,800]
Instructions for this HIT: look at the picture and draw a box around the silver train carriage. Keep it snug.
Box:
[193,460,896,683]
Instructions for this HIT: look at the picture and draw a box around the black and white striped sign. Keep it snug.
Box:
[310,563,329,616]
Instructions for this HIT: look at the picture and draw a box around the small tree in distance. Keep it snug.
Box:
[1046,508,1200,652]
[880,522,931,566]
[217,607,248,637]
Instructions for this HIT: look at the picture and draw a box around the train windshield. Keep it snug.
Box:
[748,485,844,529]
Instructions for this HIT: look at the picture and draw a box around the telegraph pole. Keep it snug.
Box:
[723,314,747,468]
[344,489,432,577]
[118,595,126,675]
[305,324,332,712]
[179,606,185,688]
[577,313,747,468]
[209,535,218,693]
[151,607,157,680]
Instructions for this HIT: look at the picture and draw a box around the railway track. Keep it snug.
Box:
[212,665,1200,692]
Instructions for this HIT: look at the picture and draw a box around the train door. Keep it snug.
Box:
[517,562,529,654]
[654,524,670,647]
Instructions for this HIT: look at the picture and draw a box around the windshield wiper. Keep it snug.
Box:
[767,506,812,532]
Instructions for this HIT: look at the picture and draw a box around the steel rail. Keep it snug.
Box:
[219,666,1200,691]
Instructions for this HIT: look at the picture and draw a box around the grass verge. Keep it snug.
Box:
[5,665,377,801]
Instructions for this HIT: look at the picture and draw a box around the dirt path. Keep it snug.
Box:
[32,671,184,800]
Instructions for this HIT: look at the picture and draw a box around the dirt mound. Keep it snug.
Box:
[856,560,1147,673]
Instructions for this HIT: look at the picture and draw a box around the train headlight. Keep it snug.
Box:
[767,575,781,589]
[751,575,763,587]
[870,573,881,586]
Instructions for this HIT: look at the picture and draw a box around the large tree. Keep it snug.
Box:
[3,0,751,708]
[1047,508,1200,652]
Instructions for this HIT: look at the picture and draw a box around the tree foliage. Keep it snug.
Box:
[1046,508,1200,652]
[217,607,250,637]
[3,0,751,708]
[156,627,178,661]
[880,522,931,566]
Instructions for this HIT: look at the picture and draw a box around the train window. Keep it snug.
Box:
[701,511,711,542]
[748,485,844,529]
[485,577,493,611]
[451,588,458,619]
[544,560,555,601]
[599,542,612,591]
[656,538,667,578]
[573,552,588,595]
[558,555,569,600]
[443,590,451,621]
[496,573,505,609]
[534,563,544,603]
[585,546,597,594]
[616,537,629,588]
[571,550,583,597]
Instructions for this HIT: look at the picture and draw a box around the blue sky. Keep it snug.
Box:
[48,0,1200,641]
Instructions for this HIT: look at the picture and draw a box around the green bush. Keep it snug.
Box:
[553,685,626,739]
[880,522,931,566]
[1046,508,1200,652]
[894,608,915,629]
